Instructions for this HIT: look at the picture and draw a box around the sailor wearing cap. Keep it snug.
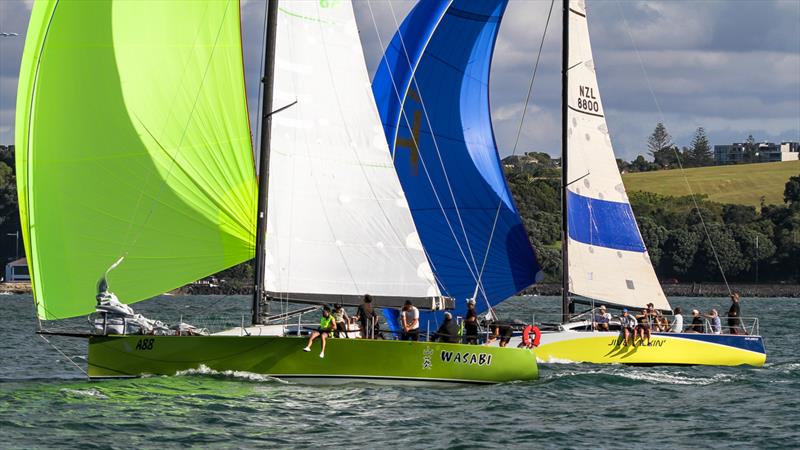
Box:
[463,299,479,345]
[595,305,611,331]
[619,308,637,346]
[433,311,460,343]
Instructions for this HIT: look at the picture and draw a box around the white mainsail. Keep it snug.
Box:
[566,0,670,311]
[265,1,441,305]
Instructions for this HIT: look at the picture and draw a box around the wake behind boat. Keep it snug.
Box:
[16,0,537,384]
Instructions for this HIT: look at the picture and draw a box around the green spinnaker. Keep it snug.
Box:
[16,0,256,320]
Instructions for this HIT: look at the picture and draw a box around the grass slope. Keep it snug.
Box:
[622,160,800,207]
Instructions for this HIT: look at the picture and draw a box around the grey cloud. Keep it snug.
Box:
[0,0,797,162]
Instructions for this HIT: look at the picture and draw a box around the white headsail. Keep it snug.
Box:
[566,0,670,311]
[265,1,441,306]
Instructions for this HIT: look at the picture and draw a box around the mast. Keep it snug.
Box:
[252,0,280,325]
[560,0,570,323]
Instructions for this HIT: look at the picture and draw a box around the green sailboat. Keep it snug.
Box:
[16,0,537,384]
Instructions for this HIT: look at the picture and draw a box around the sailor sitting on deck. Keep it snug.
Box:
[433,312,460,343]
[594,305,611,331]
[669,307,684,333]
[303,306,336,358]
[635,308,652,346]
[489,321,513,348]
[705,309,722,335]
[685,309,704,333]
[400,300,420,341]
[619,309,637,346]
[332,304,350,338]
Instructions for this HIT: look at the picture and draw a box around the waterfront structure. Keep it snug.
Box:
[714,142,799,164]
[3,257,29,282]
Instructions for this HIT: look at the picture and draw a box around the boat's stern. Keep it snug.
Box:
[534,331,766,367]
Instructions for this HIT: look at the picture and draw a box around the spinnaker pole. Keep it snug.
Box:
[252,0,279,325]
[560,0,570,323]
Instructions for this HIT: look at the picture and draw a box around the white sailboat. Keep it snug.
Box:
[500,0,766,366]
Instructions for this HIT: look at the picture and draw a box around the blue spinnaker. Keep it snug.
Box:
[372,0,540,330]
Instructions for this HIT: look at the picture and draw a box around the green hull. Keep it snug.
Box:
[87,336,538,385]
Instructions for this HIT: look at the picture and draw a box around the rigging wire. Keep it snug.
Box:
[38,334,88,377]
[472,0,556,309]
[365,0,483,302]
[615,0,732,295]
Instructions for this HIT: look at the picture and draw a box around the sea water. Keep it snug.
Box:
[0,295,797,449]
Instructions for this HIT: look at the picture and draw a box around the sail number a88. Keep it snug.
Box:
[135,338,155,351]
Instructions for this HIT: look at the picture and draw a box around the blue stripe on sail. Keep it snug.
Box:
[372,0,540,331]
[567,190,646,252]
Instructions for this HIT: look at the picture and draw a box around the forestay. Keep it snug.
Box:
[265,1,442,307]
[372,0,541,322]
[16,0,256,320]
[565,0,670,311]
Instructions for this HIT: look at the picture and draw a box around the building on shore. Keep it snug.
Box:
[4,258,30,283]
[714,142,799,164]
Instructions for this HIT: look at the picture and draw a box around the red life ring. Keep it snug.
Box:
[522,325,541,348]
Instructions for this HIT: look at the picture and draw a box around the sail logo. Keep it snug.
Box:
[440,350,493,366]
[422,346,434,370]
[395,89,422,176]
[576,85,600,113]
[608,338,665,347]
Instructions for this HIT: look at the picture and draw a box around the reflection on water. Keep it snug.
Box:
[1,295,797,448]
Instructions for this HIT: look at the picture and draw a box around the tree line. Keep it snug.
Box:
[1,143,798,286]
[616,123,767,173]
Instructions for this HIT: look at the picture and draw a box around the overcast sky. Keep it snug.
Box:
[1,0,798,160]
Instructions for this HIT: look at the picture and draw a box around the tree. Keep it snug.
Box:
[722,204,757,225]
[0,162,16,226]
[0,147,20,262]
[630,155,656,172]
[647,123,676,168]
[689,127,713,166]
[661,229,700,278]
[534,246,561,282]
[742,134,758,163]
[784,174,800,206]
[730,224,775,276]
[638,216,668,268]
[694,224,747,280]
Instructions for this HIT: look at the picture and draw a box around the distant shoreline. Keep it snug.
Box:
[523,283,800,298]
[2,281,798,298]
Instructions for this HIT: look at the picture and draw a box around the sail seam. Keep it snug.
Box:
[367,0,479,297]
[25,0,62,320]
[568,8,586,18]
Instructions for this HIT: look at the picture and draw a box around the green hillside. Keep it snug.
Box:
[622,160,800,207]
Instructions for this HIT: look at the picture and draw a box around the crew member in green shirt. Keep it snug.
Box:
[303,306,336,358]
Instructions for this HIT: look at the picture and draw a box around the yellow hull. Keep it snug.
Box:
[534,331,766,367]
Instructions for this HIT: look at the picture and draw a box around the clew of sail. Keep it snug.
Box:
[372,0,541,322]
[264,1,442,308]
[16,0,256,320]
[565,0,669,311]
